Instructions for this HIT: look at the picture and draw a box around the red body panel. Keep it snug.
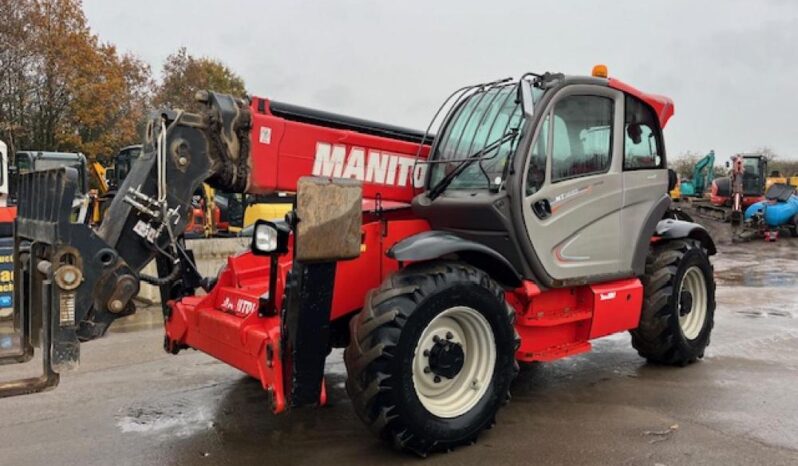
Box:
[608,78,674,128]
[248,97,429,203]
[0,206,16,223]
[164,215,430,412]
[709,181,765,208]
[167,213,644,409]
[507,279,643,362]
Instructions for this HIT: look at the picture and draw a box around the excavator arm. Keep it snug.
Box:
[691,150,715,195]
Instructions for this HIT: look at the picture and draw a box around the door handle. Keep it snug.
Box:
[532,199,551,219]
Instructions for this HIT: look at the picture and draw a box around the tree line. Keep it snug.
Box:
[0,0,246,162]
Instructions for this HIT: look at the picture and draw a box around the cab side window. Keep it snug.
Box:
[624,95,663,169]
[550,95,613,182]
[525,115,549,195]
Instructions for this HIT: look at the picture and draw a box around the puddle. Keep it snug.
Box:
[716,270,798,288]
[735,309,794,319]
[117,400,213,438]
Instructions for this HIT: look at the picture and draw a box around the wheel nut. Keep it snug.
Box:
[423,350,430,357]
[445,331,453,340]
[432,335,440,343]
[424,366,431,374]
[433,376,441,383]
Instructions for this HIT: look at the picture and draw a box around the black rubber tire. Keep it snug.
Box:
[631,239,715,366]
[344,261,519,456]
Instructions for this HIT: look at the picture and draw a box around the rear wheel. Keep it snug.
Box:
[631,239,715,365]
[344,262,519,456]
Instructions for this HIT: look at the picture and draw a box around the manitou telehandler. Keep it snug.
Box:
[0,66,717,455]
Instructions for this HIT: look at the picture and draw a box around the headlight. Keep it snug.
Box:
[254,224,278,252]
[251,220,289,255]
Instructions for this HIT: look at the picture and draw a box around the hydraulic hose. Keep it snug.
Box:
[139,260,181,286]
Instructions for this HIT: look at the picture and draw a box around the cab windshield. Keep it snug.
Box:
[428,84,527,191]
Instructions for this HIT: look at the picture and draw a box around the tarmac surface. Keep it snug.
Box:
[0,233,797,465]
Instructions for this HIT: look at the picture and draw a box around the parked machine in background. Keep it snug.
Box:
[0,141,13,236]
[12,150,89,198]
[0,145,89,319]
[680,150,715,198]
[742,183,798,240]
[694,153,767,222]
[766,171,798,191]
[0,141,12,320]
[111,145,143,190]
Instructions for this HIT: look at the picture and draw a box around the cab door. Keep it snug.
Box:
[619,95,669,272]
[520,85,626,282]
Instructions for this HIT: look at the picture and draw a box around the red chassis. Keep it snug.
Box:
[166,213,644,413]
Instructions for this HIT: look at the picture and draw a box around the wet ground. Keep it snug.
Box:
[0,232,797,465]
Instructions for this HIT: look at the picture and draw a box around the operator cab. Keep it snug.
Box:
[413,68,673,288]
[741,154,766,196]
[12,151,89,202]
[112,144,143,190]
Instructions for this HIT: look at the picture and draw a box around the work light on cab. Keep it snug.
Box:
[592,64,608,78]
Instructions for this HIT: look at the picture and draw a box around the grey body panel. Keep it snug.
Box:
[412,75,681,289]
[520,84,626,280]
[629,194,671,274]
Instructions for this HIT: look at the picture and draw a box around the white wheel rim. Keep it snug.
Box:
[411,306,496,418]
[678,266,708,340]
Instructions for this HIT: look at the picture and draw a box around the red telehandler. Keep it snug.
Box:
[0,67,716,455]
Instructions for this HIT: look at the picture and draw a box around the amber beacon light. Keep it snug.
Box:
[592,64,608,78]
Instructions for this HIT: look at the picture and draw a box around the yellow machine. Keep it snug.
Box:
[766,173,798,191]
[88,161,112,225]
[766,174,787,191]
[89,161,110,194]
[669,180,681,200]
[244,198,293,227]
[89,156,293,235]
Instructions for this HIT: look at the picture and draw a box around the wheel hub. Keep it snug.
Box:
[678,266,708,341]
[679,290,693,317]
[427,337,465,379]
[411,306,497,418]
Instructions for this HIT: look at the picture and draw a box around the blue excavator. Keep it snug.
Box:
[680,150,715,197]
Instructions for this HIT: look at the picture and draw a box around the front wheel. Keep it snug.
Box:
[631,239,715,365]
[344,262,519,456]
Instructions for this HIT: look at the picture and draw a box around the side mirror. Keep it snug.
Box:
[251,219,290,256]
[518,79,534,117]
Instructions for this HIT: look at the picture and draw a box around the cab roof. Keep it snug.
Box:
[607,78,675,129]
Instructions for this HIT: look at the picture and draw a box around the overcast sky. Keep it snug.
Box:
[83,0,798,160]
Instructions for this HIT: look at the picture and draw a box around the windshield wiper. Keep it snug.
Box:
[427,129,519,201]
